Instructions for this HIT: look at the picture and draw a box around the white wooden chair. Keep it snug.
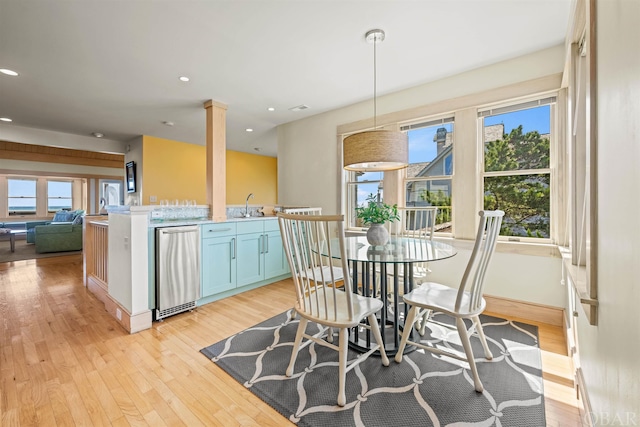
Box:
[394,210,504,393]
[394,206,438,280]
[387,206,438,333]
[283,208,344,320]
[278,212,389,406]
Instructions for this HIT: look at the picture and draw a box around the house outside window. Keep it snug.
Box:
[47,180,73,212]
[401,117,454,232]
[8,178,37,216]
[480,97,555,240]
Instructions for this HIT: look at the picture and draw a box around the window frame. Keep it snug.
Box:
[400,115,456,236]
[337,75,564,249]
[345,170,385,230]
[478,96,557,244]
[7,177,38,216]
[47,179,74,213]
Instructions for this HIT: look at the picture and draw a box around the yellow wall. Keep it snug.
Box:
[226,150,277,205]
[142,136,207,204]
[141,136,277,205]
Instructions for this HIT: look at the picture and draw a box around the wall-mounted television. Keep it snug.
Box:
[126,161,137,193]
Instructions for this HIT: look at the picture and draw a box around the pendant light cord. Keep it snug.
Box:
[373,34,377,130]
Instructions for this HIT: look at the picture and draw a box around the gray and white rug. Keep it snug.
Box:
[201,311,545,427]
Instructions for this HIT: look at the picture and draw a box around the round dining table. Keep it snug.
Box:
[321,235,457,355]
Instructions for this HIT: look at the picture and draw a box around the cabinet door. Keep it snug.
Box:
[263,230,289,279]
[236,232,263,286]
[201,235,236,297]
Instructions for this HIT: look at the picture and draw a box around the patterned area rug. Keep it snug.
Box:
[201,311,545,427]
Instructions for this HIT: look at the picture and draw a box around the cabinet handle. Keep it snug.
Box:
[265,234,269,253]
[231,237,236,259]
[208,227,232,233]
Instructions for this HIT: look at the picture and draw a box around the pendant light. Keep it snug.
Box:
[343,29,408,172]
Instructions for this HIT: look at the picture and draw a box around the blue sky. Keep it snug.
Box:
[484,105,550,135]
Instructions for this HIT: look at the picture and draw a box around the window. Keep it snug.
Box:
[8,178,37,216]
[346,171,384,228]
[401,117,454,232]
[480,98,555,239]
[47,180,73,212]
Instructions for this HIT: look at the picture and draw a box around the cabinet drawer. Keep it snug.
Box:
[236,220,264,235]
[201,222,236,238]
[263,218,280,232]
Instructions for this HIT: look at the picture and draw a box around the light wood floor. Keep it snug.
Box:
[1,255,585,426]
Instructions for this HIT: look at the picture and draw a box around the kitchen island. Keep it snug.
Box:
[84,206,290,333]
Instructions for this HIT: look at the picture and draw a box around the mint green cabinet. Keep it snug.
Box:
[201,223,237,298]
[200,219,289,300]
[236,231,264,286]
[236,219,289,285]
[263,229,289,279]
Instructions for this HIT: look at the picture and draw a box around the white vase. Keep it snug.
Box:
[366,223,389,246]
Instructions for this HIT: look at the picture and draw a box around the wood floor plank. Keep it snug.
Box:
[0,256,583,426]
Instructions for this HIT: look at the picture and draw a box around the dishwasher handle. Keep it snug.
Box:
[160,228,199,235]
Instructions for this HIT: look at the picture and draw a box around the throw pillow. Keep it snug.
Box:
[53,210,75,222]
[72,214,83,225]
[0,228,10,235]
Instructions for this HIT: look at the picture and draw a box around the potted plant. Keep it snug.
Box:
[355,194,400,246]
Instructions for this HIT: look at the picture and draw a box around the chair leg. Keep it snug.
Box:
[286,318,308,377]
[337,328,348,407]
[327,327,334,343]
[456,317,483,392]
[367,314,389,366]
[395,306,418,363]
[473,316,493,360]
[416,309,432,336]
[289,308,297,321]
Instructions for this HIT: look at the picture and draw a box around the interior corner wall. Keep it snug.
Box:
[577,0,640,419]
[226,151,277,205]
[140,136,278,206]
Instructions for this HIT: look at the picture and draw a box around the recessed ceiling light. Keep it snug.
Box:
[179,76,190,82]
[267,107,275,111]
[0,69,18,76]
[246,128,253,132]
[0,117,13,122]
[162,121,174,126]
[92,132,104,138]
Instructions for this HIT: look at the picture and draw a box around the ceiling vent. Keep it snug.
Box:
[289,104,310,112]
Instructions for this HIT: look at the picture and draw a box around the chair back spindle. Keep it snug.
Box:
[278,213,353,322]
[455,210,504,313]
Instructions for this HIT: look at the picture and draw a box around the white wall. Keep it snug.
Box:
[429,247,564,307]
[277,45,567,308]
[577,0,640,420]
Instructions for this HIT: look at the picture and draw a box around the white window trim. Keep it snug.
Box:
[338,76,564,256]
[479,95,558,244]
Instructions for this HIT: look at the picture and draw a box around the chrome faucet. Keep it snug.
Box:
[244,193,254,217]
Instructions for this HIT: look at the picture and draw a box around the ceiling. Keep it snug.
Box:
[0,0,571,158]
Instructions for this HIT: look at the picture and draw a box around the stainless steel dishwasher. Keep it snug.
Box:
[155,225,200,320]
